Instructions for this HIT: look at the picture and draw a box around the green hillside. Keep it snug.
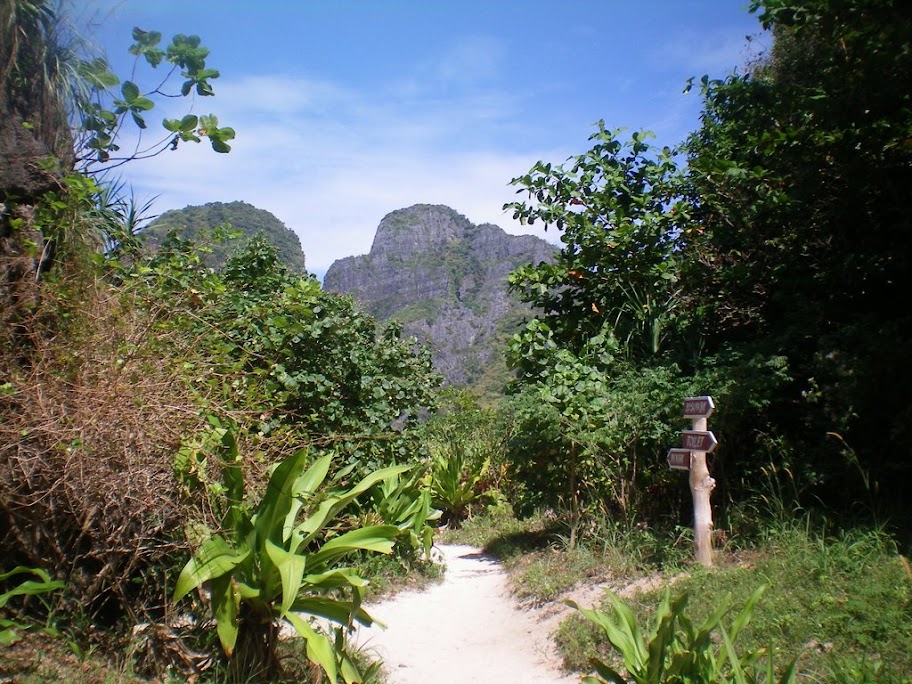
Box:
[141,200,307,272]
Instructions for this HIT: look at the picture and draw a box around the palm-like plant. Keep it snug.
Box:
[571,586,798,684]
[366,467,440,561]
[173,432,406,683]
[430,439,489,528]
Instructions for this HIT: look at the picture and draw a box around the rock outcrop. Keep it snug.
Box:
[0,0,73,202]
[323,204,555,389]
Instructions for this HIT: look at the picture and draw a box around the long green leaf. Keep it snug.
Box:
[304,567,369,590]
[575,600,644,679]
[285,612,338,683]
[0,570,63,609]
[0,566,52,583]
[729,584,767,642]
[282,452,332,543]
[294,451,332,498]
[210,574,240,656]
[346,464,412,501]
[779,654,800,684]
[219,429,251,537]
[291,597,377,628]
[646,589,686,682]
[606,592,649,675]
[265,538,306,617]
[308,525,399,569]
[293,466,409,551]
[339,646,363,684]
[173,537,248,602]
[691,594,731,652]
[291,496,339,553]
[719,623,749,684]
[589,657,627,684]
[254,448,310,548]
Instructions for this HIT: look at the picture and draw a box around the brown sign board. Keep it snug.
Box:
[683,396,715,418]
[681,430,718,453]
[667,449,691,470]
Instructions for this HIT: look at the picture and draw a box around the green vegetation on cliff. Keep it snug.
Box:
[141,200,307,273]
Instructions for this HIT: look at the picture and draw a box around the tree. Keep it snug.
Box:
[138,234,441,476]
[681,0,912,519]
[505,0,912,531]
[505,124,692,361]
[501,127,701,534]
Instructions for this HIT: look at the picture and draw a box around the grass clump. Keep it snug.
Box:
[444,508,691,605]
[557,523,912,682]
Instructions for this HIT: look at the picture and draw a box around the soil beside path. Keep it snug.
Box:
[355,543,581,684]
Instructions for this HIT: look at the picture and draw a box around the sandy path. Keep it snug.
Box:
[355,544,581,684]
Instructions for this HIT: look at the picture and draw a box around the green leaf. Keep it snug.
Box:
[293,465,409,552]
[588,657,626,684]
[339,649,363,684]
[291,596,377,628]
[729,584,766,642]
[254,448,311,549]
[173,537,249,602]
[284,613,338,683]
[309,525,398,567]
[0,566,52,583]
[0,567,63,611]
[264,539,306,617]
[210,574,240,656]
[121,80,140,102]
[719,624,749,684]
[211,138,231,153]
[179,114,199,131]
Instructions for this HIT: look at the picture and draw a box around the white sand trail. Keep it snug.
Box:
[355,544,580,684]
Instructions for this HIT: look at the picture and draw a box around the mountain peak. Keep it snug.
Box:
[370,204,474,256]
[324,205,555,391]
[141,201,306,272]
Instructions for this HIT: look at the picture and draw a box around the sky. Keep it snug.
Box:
[79,1,767,279]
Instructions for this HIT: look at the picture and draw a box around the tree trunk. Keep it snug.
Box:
[229,608,281,683]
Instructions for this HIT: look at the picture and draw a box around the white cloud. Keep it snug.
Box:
[115,71,566,277]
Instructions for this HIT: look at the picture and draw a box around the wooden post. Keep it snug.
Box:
[672,396,717,568]
[689,415,715,567]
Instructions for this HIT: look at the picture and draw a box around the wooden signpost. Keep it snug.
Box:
[666,449,691,470]
[667,396,717,567]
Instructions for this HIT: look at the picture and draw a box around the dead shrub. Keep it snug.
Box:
[0,269,207,627]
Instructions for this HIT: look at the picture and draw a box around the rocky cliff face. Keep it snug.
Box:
[323,204,555,389]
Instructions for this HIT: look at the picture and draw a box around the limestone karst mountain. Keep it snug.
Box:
[323,204,556,391]
[141,201,307,273]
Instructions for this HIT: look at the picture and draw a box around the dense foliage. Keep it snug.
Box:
[682,0,912,522]
[1,5,440,680]
[504,0,912,541]
[132,233,439,476]
[3,0,911,681]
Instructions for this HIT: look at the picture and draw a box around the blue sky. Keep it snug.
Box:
[80,1,767,278]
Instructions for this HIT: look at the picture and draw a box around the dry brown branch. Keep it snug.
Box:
[0,265,207,627]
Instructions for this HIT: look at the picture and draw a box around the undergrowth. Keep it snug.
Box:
[557,523,912,683]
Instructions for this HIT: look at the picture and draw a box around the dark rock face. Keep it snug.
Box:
[323,204,555,388]
[0,0,73,201]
